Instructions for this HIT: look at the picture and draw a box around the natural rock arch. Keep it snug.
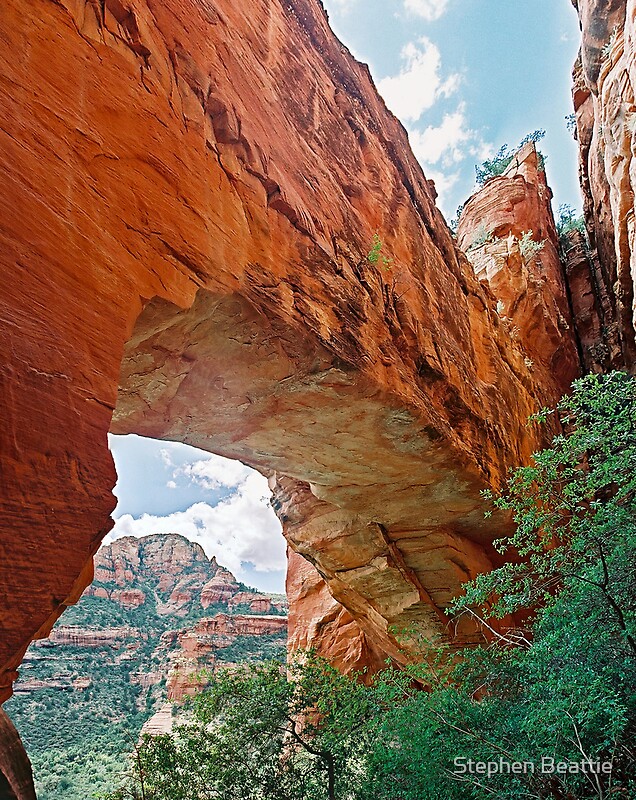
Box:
[0,0,579,700]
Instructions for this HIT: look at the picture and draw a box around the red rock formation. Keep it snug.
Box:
[571,0,636,368]
[228,592,272,613]
[0,0,582,700]
[456,142,580,390]
[200,569,240,607]
[165,613,288,701]
[110,589,146,608]
[86,534,277,617]
[46,626,140,647]
[0,709,36,800]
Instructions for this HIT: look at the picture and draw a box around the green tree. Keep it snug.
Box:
[556,203,587,251]
[106,373,636,800]
[103,655,381,800]
[475,130,546,187]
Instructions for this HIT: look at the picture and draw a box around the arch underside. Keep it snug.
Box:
[0,0,577,700]
[112,290,520,668]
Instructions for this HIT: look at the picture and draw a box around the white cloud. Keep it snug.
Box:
[159,448,174,466]
[377,37,459,123]
[409,103,488,168]
[404,0,450,20]
[107,471,285,578]
[166,480,177,489]
[420,167,461,214]
[176,454,253,491]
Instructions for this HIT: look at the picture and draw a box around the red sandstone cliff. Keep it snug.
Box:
[0,710,36,800]
[571,0,636,369]
[84,533,286,615]
[11,535,288,707]
[456,142,580,390]
[0,0,591,704]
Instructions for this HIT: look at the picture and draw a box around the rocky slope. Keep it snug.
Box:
[5,534,287,800]
[0,0,587,700]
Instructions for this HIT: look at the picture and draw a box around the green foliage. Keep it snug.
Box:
[454,371,636,635]
[104,655,380,800]
[105,372,636,800]
[565,113,577,136]
[475,130,546,187]
[556,203,587,251]
[213,631,287,662]
[366,234,392,271]
[517,230,545,261]
[448,202,465,235]
[465,223,496,252]
[602,26,619,60]
[8,581,287,800]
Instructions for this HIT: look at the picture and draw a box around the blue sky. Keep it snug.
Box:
[108,435,286,594]
[324,0,582,218]
[109,1,583,594]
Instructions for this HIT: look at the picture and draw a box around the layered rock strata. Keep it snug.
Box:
[84,534,285,615]
[0,0,582,700]
[571,0,636,369]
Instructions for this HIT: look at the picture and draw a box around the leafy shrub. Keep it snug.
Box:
[556,203,586,251]
[517,230,545,261]
[465,223,496,252]
[104,373,636,800]
[475,130,546,187]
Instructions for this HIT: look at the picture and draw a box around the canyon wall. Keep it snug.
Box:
[456,142,580,385]
[0,710,36,800]
[0,0,585,704]
[571,0,636,369]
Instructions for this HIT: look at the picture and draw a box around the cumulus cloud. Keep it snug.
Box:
[108,458,285,578]
[423,167,461,213]
[403,0,450,20]
[176,455,254,492]
[377,37,459,123]
[409,103,487,167]
[159,448,174,467]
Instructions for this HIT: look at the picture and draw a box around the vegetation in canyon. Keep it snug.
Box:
[6,539,287,800]
[474,130,547,187]
[105,372,636,800]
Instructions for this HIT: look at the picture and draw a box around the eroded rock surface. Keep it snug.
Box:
[0,709,36,800]
[571,0,636,368]
[0,0,581,699]
[457,142,580,390]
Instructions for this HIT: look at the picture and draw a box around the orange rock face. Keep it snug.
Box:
[201,569,241,607]
[457,142,580,391]
[0,709,36,800]
[85,533,279,615]
[571,0,636,368]
[0,0,584,701]
[165,613,288,701]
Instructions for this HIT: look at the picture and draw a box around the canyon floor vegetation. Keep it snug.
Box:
[104,372,636,800]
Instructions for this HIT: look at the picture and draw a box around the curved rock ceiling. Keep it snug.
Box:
[1,0,609,702]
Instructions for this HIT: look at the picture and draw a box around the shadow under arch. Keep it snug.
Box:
[110,288,505,672]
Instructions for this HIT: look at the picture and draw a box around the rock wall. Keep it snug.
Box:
[0,0,583,701]
[456,142,580,388]
[0,710,36,800]
[571,0,636,369]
